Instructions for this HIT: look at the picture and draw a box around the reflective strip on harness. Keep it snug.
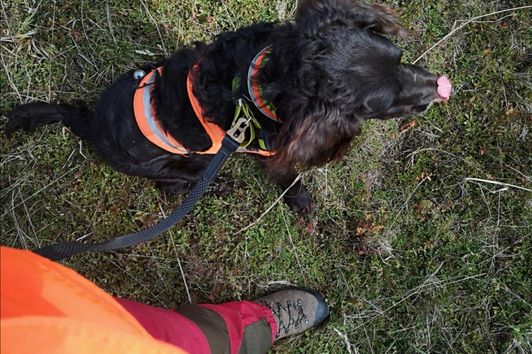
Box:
[133,68,189,154]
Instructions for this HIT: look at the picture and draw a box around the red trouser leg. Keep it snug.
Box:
[200,301,277,354]
[115,298,277,354]
[115,298,211,354]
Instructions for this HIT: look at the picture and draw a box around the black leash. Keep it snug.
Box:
[33,119,249,261]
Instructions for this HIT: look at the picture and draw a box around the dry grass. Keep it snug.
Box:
[1,0,531,352]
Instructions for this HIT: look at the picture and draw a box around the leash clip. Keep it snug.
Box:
[227,116,250,144]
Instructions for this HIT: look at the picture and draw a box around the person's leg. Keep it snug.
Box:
[181,301,276,354]
[117,298,275,354]
[116,288,328,354]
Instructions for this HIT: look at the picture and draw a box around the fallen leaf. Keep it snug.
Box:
[70,31,81,42]
[400,119,417,133]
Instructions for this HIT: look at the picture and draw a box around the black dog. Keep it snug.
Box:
[6,0,451,214]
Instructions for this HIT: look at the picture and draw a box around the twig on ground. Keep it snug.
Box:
[0,51,22,101]
[105,0,117,45]
[10,189,28,249]
[1,164,84,219]
[407,148,460,163]
[332,327,355,354]
[350,270,487,331]
[236,173,303,234]
[108,258,167,307]
[390,176,430,227]
[140,0,168,56]
[413,5,532,64]
[465,177,532,193]
[160,205,192,303]
[281,212,307,281]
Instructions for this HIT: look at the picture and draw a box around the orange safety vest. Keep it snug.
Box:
[1,246,187,354]
[133,48,279,157]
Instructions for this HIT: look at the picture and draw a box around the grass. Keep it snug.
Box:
[1,0,531,352]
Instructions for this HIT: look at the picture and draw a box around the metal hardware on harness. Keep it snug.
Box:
[227,116,250,144]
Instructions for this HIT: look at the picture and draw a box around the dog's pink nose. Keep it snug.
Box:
[436,75,452,101]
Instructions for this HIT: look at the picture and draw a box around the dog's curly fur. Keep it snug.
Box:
[6,0,447,213]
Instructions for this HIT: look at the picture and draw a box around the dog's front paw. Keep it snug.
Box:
[284,190,313,214]
[156,180,192,196]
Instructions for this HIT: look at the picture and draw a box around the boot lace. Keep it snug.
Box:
[264,298,309,338]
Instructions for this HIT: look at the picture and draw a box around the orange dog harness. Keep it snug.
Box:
[133,47,280,157]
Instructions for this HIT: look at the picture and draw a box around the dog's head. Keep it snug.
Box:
[265,0,451,168]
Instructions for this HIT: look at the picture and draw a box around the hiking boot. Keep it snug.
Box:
[255,287,329,340]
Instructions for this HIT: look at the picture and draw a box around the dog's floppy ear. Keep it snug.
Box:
[271,102,361,169]
[296,0,407,37]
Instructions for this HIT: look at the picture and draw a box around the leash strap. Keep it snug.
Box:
[33,135,240,261]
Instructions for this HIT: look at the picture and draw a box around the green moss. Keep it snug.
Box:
[1,1,530,352]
